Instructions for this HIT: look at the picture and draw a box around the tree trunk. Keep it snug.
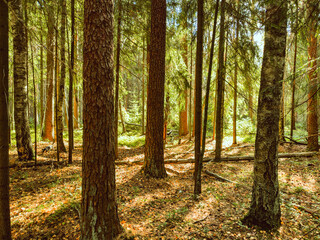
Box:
[215,0,226,161]
[143,0,167,178]
[0,1,12,238]
[142,37,145,135]
[306,1,318,151]
[43,3,54,142]
[40,22,44,136]
[69,0,75,163]
[242,1,287,230]
[57,0,67,153]
[115,0,122,159]
[193,0,204,195]
[81,0,123,238]
[290,0,298,139]
[180,35,188,137]
[12,0,34,160]
[233,1,239,145]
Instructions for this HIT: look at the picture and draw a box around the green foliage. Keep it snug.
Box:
[118,134,145,147]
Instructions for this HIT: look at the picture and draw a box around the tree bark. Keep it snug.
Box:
[306,0,318,151]
[12,0,34,160]
[194,0,204,195]
[215,0,226,160]
[0,1,12,238]
[115,0,122,159]
[143,0,167,178]
[81,0,123,238]
[57,0,67,153]
[43,3,54,142]
[68,0,75,163]
[242,1,287,230]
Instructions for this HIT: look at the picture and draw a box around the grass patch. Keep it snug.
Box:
[119,135,145,147]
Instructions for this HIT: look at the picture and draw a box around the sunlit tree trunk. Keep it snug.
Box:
[68,0,75,163]
[81,0,123,238]
[242,0,287,230]
[57,0,67,152]
[144,0,167,178]
[43,3,54,141]
[0,1,12,238]
[12,0,34,160]
[306,0,318,151]
[215,0,226,160]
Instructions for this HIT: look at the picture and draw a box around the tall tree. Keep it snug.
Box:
[12,0,34,160]
[115,0,122,158]
[57,0,67,152]
[215,0,226,160]
[306,0,318,151]
[68,0,75,163]
[43,3,54,141]
[290,0,298,139]
[242,0,287,230]
[0,0,12,238]
[143,0,167,178]
[81,0,123,238]
[193,0,204,195]
[233,0,239,145]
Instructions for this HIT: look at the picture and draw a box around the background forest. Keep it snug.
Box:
[0,0,319,239]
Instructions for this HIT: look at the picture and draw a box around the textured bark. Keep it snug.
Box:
[142,38,145,135]
[43,4,54,141]
[115,0,122,158]
[194,0,204,195]
[242,1,287,230]
[0,1,12,238]
[68,0,75,163]
[81,0,123,239]
[215,0,226,160]
[40,23,44,135]
[12,0,34,160]
[143,0,167,178]
[307,1,318,151]
[57,0,67,153]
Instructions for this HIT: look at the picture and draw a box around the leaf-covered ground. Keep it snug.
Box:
[9,139,320,239]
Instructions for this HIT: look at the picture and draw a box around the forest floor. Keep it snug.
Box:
[9,138,320,240]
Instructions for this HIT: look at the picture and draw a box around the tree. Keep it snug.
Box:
[0,0,12,238]
[215,0,226,160]
[81,0,123,238]
[233,0,239,145]
[143,0,167,178]
[306,0,318,151]
[43,3,54,141]
[242,0,287,230]
[193,0,204,195]
[57,0,67,153]
[115,0,122,158]
[12,0,34,160]
[69,0,75,164]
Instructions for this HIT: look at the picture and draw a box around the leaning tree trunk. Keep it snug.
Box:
[242,0,287,230]
[57,0,67,152]
[81,0,123,238]
[306,0,318,151]
[12,0,34,160]
[143,0,167,178]
[43,4,54,142]
[0,1,12,238]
